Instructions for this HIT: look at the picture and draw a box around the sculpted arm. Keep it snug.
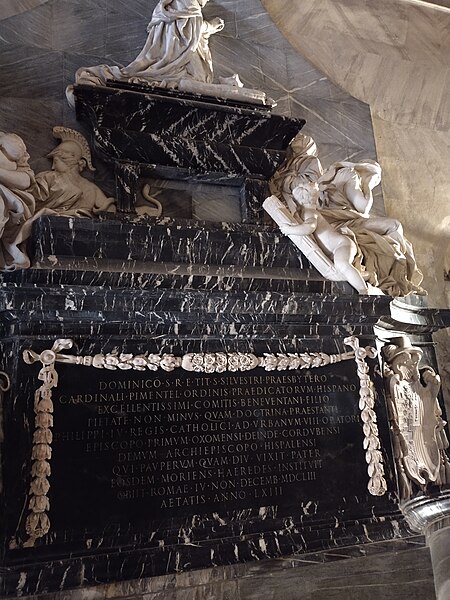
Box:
[0,166,31,190]
[343,174,372,216]
[279,209,318,237]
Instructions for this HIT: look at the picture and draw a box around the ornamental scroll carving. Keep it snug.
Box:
[20,337,385,545]
[382,336,450,501]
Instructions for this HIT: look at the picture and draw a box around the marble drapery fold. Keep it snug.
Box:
[269,133,424,296]
[319,163,424,297]
[123,0,217,84]
[0,133,35,270]
[73,0,222,91]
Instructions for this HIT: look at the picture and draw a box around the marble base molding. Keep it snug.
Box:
[401,491,450,600]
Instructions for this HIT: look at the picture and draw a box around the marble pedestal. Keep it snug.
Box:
[0,212,449,597]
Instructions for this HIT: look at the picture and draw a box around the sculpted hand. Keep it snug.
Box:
[210,17,225,32]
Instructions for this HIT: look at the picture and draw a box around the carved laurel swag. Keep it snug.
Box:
[21,340,73,546]
[345,336,387,496]
[88,348,355,373]
[21,337,385,544]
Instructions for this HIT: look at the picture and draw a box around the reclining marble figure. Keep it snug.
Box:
[265,133,425,296]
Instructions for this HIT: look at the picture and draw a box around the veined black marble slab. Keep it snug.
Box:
[1,336,402,597]
[0,214,393,340]
[97,127,285,177]
[74,85,305,213]
[75,84,304,149]
[26,214,318,271]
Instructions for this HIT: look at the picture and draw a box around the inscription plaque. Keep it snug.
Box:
[42,362,370,530]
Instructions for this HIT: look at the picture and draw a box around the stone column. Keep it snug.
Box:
[402,491,450,600]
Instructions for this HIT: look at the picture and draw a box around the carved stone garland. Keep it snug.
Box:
[21,337,386,544]
[21,340,74,546]
[344,336,387,496]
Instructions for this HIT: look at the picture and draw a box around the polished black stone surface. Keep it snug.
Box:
[1,330,400,597]
[0,211,448,596]
[74,85,305,213]
[75,84,304,150]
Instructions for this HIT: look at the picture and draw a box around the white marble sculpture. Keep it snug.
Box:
[32,127,115,216]
[382,336,450,499]
[0,127,115,271]
[266,132,425,296]
[68,0,269,106]
[0,132,35,270]
[264,183,371,294]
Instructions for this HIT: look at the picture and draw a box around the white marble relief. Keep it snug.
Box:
[266,133,425,297]
[32,127,115,217]
[0,131,35,270]
[382,336,450,500]
[67,0,271,106]
[0,127,115,272]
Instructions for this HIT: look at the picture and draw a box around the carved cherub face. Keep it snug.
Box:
[0,132,29,163]
[48,140,85,174]
[292,181,320,208]
[391,350,421,382]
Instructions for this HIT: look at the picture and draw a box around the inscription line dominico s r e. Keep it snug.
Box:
[20,335,387,547]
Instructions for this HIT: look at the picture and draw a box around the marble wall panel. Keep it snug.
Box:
[290,96,376,157]
[0,2,52,47]
[286,51,347,103]
[0,43,63,98]
[106,0,151,18]
[52,0,107,54]
[104,3,154,65]
[0,0,49,21]
[231,0,289,49]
